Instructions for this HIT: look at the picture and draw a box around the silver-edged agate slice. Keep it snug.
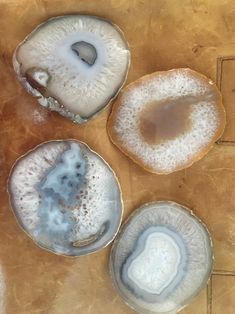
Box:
[8,140,123,256]
[110,201,213,314]
[13,15,130,123]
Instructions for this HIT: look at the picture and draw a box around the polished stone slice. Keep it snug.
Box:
[110,201,213,314]
[108,68,225,174]
[8,140,123,256]
[13,15,130,123]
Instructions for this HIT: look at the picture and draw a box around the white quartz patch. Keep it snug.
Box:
[127,232,181,294]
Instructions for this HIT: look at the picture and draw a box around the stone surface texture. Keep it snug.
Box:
[0,0,235,313]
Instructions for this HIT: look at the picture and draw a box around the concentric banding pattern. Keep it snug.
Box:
[108,68,225,174]
[8,140,123,256]
[13,15,130,123]
[110,201,213,314]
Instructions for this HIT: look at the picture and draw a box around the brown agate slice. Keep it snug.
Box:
[108,68,226,174]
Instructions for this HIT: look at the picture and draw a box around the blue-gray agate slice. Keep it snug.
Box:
[8,140,123,256]
[110,201,213,314]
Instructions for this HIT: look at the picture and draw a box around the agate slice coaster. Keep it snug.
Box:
[108,68,226,174]
[13,15,130,123]
[110,201,213,314]
[8,140,123,256]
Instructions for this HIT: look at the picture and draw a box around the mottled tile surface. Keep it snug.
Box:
[217,57,235,141]
[181,288,207,314]
[1,0,235,313]
[212,275,235,314]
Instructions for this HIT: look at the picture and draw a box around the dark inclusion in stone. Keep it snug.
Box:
[71,41,97,66]
[110,201,213,314]
[8,140,123,256]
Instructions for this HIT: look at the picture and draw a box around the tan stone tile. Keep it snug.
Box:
[180,288,207,314]
[217,57,235,141]
[212,275,235,314]
[184,145,235,272]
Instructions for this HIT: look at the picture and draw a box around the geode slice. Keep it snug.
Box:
[8,140,123,256]
[108,68,226,174]
[110,201,213,314]
[13,15,130,123]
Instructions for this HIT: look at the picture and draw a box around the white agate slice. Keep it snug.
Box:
[13,15,130,123]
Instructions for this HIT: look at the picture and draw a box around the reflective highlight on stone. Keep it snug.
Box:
[110,201,213,314]
[8,140,123,256]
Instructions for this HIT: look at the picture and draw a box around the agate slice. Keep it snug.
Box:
[108,68,226,174]
[8,140,123,256]
[13,15,130,123]
[110,201,213,314]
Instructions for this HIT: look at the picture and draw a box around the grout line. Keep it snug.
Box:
[207,277,212,314]
[212,270,235,276]
[216,57,223,90]
[216,140,235,146]
[216,56,235,144]
[215,56,235,90]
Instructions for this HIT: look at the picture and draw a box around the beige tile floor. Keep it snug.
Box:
[0,0,235,313]
[212,275,235,314]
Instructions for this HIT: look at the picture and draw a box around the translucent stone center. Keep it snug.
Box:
[71,41,97,66]
[138,98,192,145]
[127,232,181,294]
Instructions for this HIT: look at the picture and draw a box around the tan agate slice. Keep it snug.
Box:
[108,68,226,174]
